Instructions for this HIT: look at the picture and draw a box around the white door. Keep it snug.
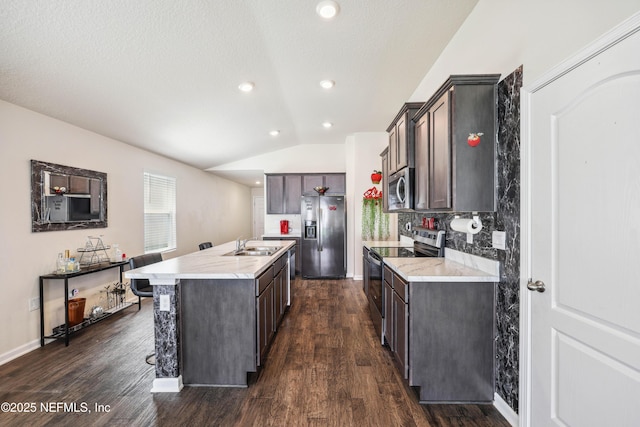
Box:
[252,195,265,238]
[522,15,640,427]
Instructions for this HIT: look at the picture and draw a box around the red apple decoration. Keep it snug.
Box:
[371,170,382,184]
[467,132,483,147]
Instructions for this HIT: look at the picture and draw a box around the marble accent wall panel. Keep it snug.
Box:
[398,66,523,412]
[494,66,522,412]
[153,283,182,378]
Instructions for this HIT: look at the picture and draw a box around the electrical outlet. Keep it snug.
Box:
[160,294,170,312]
[492,231,506,250]
[467,233,473,244]
[29,297,40,312]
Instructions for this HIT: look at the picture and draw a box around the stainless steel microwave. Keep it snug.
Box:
[387,168,413,211]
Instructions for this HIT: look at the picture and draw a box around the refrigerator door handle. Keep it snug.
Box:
[318,207,323,251]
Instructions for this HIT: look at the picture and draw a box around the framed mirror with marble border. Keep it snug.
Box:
[31,160,108,232]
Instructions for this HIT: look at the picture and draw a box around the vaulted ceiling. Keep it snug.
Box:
[1,0,477,185]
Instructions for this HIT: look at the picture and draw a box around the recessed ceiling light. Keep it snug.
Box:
[255,181,261,185]
[320,79,335,89]
[238,81,254,92]
[322,121,333,129]
[316,1,340,19]
[269,130,280,136]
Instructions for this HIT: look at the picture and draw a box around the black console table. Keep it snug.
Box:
[39,261,131,346]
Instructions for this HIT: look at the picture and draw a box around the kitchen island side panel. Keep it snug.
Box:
[180,278,257,386]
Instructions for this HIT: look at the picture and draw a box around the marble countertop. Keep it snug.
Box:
[125,240,296,281]
[364,241,500,282]
[363,240,414,249]
[383,256,499,282]
[262,232,302,238]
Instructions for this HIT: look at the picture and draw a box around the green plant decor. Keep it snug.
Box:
[362,197,390,241]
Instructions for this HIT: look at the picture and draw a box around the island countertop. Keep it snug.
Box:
[125,239,296,281]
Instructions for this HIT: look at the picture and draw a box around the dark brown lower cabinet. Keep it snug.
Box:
[256,254,289,366]
[384,264,495,403]
[256,279,274,364]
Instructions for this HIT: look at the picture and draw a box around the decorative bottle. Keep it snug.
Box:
[112,244,122,262]
[57,253,66,274]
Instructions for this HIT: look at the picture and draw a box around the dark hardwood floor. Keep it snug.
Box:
[0,278,511,427]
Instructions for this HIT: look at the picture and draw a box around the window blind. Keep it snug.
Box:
[144,172,176,253]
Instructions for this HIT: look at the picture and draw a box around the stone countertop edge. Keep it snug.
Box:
[124,240,296,281]
[262,233,302,238]
[382,248,500,283]
[363,240,414,249]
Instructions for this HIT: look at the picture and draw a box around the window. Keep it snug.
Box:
[144,172,176,253]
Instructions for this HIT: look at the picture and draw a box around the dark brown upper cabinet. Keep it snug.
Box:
[413,74,500,212]
[266,174,302,214]
[380,147,390,213]
[266,173,345,215]
[301,174,345,196]
[386,103,423,175]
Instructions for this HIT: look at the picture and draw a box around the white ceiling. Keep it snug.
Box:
[1,0,477,186]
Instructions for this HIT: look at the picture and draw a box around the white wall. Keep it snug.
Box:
[211,143,346,173]
[0,100,251,361]
[410,0,640,101]
[346,133,398,280]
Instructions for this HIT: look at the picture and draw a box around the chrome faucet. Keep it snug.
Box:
[236,237,249,252]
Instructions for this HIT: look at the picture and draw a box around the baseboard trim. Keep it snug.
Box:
[494,392,519,426]
[0,339,41,366]
[151,376,184,393]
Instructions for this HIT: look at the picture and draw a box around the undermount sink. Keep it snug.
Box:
[224,246,280,257]
[244,246,279,252]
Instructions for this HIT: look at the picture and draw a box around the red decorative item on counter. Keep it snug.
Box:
[467,132,483,147]
[371,170,382,184]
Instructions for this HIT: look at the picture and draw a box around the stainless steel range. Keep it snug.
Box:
[364,228,445,341]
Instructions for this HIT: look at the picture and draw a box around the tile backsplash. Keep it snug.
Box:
[398,65,522,412]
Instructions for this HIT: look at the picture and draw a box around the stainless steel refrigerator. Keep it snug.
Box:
[301,195,346,278]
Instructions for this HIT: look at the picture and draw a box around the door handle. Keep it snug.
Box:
[527,279,546,293]
[397,176,405,203]
[318,208,323,252]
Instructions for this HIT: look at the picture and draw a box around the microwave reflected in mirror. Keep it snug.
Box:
[43,172,103,223]
[31,160,108,232]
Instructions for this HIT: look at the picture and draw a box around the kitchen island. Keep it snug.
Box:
[125,239,296,392]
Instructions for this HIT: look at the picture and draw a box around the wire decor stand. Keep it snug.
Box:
[77,235,111,266]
